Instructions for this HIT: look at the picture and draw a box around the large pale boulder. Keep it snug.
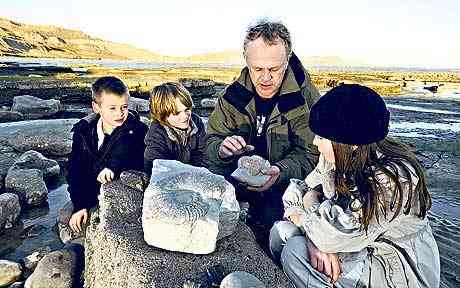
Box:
[5,169,48,206]
[11,95,61,119]
[0,260,22,287]
[0,193,21,233]
[9,150,60,179]
[84,171,290,288]
[0,119,78,156]
[143,160,239,254]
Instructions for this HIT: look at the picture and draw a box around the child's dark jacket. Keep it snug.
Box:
[144,113,206,175]
[67,111,148,212]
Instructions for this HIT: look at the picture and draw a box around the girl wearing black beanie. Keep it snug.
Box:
[270,84,440,287]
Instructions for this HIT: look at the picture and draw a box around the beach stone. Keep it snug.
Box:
[0,152,21,181]
[9,150,60,179]
[0,110,24,123]
[200,98,218,108]
[0,193,21,233]
[5,169,48,206]
[7,281,24,288]
[220,271,266,288]
[129,97,150,113]
[231,155,271,187]
[0,260,22,287]
[22,248,50,277]
[143,160,240,254]
[180,78,216,97]
[24,244,84,288]
[0,119,78,156]
[11,95,61,119]
[57,201,84,244]
[84,171,289,288]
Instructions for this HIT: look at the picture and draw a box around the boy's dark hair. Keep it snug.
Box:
[243,19,292,59]
[91,76,129,103]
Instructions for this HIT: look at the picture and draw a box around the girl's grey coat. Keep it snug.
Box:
[276,160,440,288]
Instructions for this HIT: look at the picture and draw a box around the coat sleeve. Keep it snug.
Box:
[143,125,173,176]
[297,168,417,253]
[204,94,239,175]
[274,83,320,185]
[67,131,89,212]
[190,116,207,167]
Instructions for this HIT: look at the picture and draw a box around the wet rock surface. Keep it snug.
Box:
[12,95,61,120]
[0,193,21,233]
[24,244,84,288]
[0,119,78,156]
[85,172,289,288]
[9,150,60,179]
[5,169,48,206]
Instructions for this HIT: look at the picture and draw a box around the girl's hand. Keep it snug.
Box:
[303,190,321,209]
[306,239,342,283]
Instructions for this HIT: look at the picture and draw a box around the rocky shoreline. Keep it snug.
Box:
[0,62,459,287]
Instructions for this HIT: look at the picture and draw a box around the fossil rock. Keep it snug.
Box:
[231,155,270,187]
[142,160,239,254]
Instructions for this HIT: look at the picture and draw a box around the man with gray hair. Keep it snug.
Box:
[205,19,320,242]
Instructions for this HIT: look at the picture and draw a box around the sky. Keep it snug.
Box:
[1,0,459,68]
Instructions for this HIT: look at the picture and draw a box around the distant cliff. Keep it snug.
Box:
[0,17,347,66]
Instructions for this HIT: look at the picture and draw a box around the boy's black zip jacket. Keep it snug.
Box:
[67,111,148,212]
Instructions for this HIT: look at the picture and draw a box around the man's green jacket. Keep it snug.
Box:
[205,53,321,187]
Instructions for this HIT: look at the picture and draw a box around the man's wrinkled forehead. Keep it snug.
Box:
[245,38,288,68]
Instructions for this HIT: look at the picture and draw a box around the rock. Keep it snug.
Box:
[220,271,266,288]
[143,160,240,254]
[11,95,61,119]
[57,201,84,244]
[7,281,24,288]
[129,97,150,113]
[231,155,270,187]
[84,171,289,288]
[0,193,21,233]
[179,79,216,97]
[0,119,78,156]
[0,152,21,180]
[0,260,22,287]
[0,110,24,123]
[5,169,48,206]
[9,150,60,179]
[22,249,49,277]
[24,244,84,288]
[200,98,218,108]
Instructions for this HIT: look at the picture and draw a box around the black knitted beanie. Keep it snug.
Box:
[309,84,390,145]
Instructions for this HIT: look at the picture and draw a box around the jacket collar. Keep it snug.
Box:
[223,52,308,119]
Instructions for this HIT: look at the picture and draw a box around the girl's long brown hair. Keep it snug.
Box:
[332,137,431,231]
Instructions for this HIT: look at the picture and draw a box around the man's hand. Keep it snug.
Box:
[97,168,114,184]
[69,208,88,233]
[218,136,254,159]
[306,239,342,283]
[247,165,280,192]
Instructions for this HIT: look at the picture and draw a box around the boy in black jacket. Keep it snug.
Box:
[67,76,148,233]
